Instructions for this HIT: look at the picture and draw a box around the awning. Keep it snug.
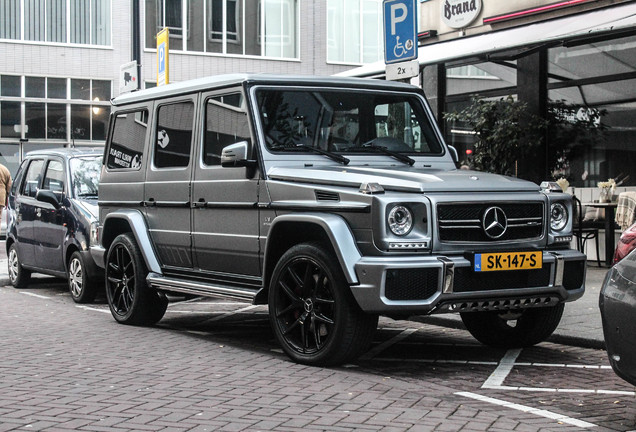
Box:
[337,3,636,78]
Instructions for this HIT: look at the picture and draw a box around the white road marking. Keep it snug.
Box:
[75,305,111,314]
[456,391,597,428]
[482,348,635,395]
[20,292,50,299]
[201,305,259,322]
[359,328,419,360]
[373,357,498,365]
[483,348,522,388]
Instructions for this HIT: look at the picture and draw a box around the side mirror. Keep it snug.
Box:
[221,141,253,168]
[36,189,62,209]
[448,145,459,163]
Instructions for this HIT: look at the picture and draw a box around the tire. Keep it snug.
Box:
[68,251,98,304]
[460,303,565,347]
[105,233,167,325]
[8,243,31,288]
[268,243,378,366]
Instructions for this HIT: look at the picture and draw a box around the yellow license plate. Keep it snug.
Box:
[474,251,542,272]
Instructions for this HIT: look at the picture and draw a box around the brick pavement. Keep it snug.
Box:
[2,284,631,431]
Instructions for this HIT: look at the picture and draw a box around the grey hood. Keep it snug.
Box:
[267,165,540,193]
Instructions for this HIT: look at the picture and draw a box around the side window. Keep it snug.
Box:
[204,93,251,166]
[21,159,45,198]
[10,161,27,196]
[107,109,148,170]
[42,160,65,193]
[155,101,194,168]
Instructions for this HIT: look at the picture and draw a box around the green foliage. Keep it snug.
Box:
[444,96,547,176]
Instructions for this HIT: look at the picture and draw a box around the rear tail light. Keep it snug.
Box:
[614,223,636,264]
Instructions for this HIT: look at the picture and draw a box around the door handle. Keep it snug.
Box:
[143,198,157,207]
[192,199,207,208]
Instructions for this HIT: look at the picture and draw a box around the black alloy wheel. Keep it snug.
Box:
[105,233,167,325]
[269,243,377,366]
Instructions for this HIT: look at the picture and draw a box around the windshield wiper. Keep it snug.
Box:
[349,140,415,166]
[270,143,349,165]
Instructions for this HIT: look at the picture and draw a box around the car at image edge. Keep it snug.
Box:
[6,147,104,303]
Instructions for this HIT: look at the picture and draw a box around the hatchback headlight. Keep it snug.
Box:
[550,202,568,231]
[90,221,99,246]
[388,205,413,236]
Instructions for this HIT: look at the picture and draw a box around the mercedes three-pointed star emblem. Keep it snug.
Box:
[482,206,508,239]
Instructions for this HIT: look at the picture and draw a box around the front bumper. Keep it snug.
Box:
[351,249,586,314]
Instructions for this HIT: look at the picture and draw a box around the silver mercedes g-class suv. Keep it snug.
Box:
[92,74,586,366]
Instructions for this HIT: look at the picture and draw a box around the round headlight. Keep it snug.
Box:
[550,202,568,231]
[388,205,413,236]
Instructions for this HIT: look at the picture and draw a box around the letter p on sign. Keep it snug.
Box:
[390,4,407,35]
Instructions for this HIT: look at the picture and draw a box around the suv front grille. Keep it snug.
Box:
[437,202,544,242]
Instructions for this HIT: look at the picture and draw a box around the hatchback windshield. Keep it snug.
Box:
[256,88,442,156]
[70,156,101,198]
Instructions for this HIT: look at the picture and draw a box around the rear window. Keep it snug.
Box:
[107,109,148,170]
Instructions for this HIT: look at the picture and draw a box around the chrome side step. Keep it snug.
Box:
[147,272,257,302]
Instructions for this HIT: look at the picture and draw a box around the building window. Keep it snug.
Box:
[156,0,184,37]
[145,0,298,58]
[327,0,383,64]
[0,74,111,142]
[0,0,111,46]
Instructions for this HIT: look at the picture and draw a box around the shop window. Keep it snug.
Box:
[92,105,109,141]
[1,75,21,97]
[47,103,66,139]
[547,33,636,187]
[71,79,91,100]
[327,0,383,64]
[0,101,21,138]
[26,102,46,139]
[26,77,45,98]
[154,102,194,168]
[108,110,148,170]
[71,105,90,140]
[47,78,67,99]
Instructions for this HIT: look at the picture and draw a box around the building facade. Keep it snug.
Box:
[343,0,636,188]
[0,0,386,175]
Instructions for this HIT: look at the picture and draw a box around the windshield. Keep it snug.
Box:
[70,155,101,198]
[256,88,443,156]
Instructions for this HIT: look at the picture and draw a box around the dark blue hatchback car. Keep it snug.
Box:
[6,147,103,303]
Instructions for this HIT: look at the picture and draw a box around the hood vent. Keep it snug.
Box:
[315,190,340,202]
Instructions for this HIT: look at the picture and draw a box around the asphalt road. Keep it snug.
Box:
[1,275,635,431]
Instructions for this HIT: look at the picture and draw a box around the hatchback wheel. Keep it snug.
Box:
[68,251,98,303]
[8,243,31,288]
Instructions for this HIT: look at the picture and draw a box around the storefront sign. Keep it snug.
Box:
[441,0,482,29]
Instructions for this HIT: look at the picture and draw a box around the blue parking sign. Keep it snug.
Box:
[384,0,418,64]
[158,42,166,75]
